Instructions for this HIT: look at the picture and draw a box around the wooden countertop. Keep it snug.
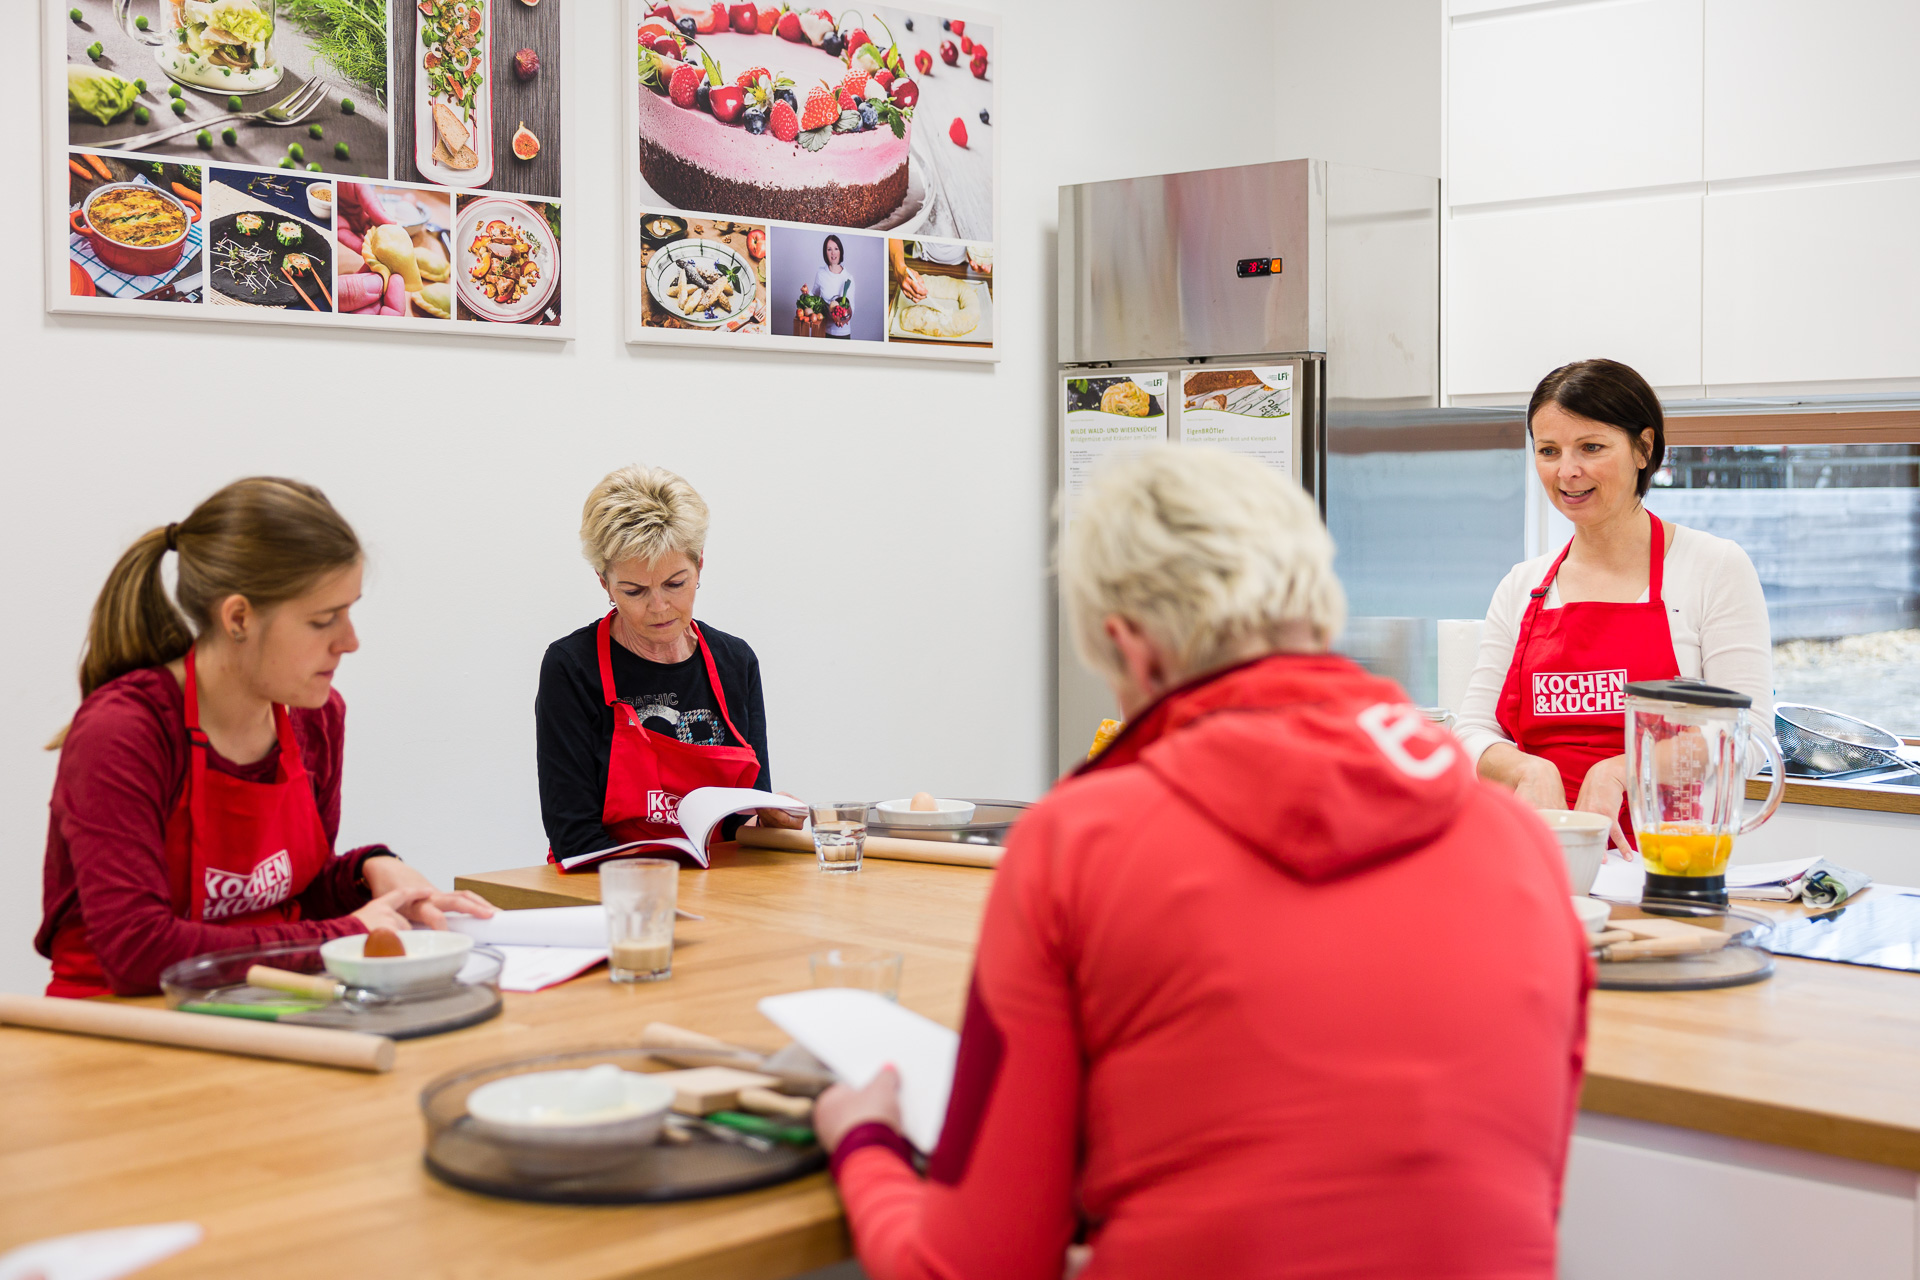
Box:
[0,848,988,1278]
[11,851,1920,1275]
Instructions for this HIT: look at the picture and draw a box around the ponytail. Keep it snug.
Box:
[66,476,361,713]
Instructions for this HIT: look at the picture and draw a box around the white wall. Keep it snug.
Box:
[1,0,1283,995]
[1273,0,1443,179]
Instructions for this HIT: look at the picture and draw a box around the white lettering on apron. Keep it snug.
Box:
[1531,669,1628,717]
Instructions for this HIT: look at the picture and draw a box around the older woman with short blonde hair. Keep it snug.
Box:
[536,465,793,869]
[812,446,1589,1280]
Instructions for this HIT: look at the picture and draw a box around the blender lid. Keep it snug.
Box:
[1625,678,1752,708]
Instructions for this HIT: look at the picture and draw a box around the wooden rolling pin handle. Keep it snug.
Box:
[247,965,342,1000]
[738,1087,814,1120]
[0,994,394,1073]
[641,1021,733,1052]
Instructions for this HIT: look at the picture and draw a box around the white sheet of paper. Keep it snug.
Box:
[674,788,808,865]
[0,1222,202,1280]
[758,988,958,1154]
[449,906,609,948]
[493,945,608,992]
[1590,855,1823,902]
[1725,856,1821,888]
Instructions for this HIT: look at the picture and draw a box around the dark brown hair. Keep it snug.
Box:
[76,477,361,699]
[821,234,844,266]
[1526,358,1666,497]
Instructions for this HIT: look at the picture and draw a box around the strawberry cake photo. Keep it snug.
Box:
[634,4,994,239]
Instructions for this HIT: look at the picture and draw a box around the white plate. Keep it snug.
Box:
[455,197,559,323]
[466,1065,675,1175]
[320,930,474,995]
[645,240,757,328]
[414,0,495,188]
[873,798,977,828]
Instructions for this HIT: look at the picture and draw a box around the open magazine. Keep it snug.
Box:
[553,787,808,873]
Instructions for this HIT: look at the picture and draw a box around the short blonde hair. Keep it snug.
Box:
[1059,446,1346,684]
[580,465,710,574]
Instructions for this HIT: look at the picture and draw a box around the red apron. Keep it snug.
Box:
[1495,511,1680,840]
[48,649,333,997]
[557,612,762,868]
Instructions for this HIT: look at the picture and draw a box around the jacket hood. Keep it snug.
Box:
[1093,654,1475,883]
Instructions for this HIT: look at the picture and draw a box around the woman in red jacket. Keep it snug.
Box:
[816,447,1592,1280]
[37,477,492,997]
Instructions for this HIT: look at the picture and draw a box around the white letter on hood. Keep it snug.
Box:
[1357,703,1457,781]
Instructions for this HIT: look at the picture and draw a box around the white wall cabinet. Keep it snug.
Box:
[1705,0,1920,181]
[1704,176,1920,389]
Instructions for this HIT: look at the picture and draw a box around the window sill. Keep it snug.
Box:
[1748,776,1920,817]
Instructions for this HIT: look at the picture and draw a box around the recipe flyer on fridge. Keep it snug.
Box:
[45,0,573,337]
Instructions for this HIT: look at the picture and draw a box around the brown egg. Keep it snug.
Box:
[909,792,938,812]
[364,927,407,958]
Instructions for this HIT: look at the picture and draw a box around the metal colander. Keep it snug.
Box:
[1775,703,1907,775]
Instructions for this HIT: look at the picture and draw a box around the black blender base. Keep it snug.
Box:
[1643,873,1728,908]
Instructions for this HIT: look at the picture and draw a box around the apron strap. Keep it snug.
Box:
[689,623,751,749]
[1647,509,1666,603]
[595,610,621,707]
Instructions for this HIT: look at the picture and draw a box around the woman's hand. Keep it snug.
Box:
[814,1065,903,1151]
[901,267,927,300]
[1574,755,1632,852]
[360,856,498,929]
[1479,742,1567,811]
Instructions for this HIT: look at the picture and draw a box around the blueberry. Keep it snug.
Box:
[695,81,711,111]
[941,17,949,29]
[903,15,912,28]
[743,107,767,135]
[979,108,990,124]
[677,16,696,35]
[858,104,877,129]
[822,33,843,56]
[775,87,796,110]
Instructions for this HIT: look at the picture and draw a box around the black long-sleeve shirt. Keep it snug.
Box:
[535,618,771,862]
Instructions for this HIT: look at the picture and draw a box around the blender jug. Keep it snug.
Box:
[1624,680,1785,905]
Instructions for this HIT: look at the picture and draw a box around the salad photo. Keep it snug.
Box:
[396,0,559,196]
[454,194,561,324]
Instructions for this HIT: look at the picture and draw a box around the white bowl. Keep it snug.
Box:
[306,183,333,220]
[1537,810,1611,896]
[1571,895,1612,937]
[466,1065,676,1175]
[320,930,473,995]
[873,798,977,829]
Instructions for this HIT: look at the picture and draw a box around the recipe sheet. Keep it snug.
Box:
[1179,366,1295,478]
[1061,372,1170,529]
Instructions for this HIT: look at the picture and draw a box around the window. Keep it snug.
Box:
[1646,443,1920,736]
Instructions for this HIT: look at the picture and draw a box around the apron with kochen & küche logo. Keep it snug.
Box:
[47,648,333,997]
[1495,511,1680,842]
[548,611,762,871]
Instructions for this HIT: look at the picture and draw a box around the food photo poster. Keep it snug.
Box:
[625,0,998,360]
[44,0,572,337]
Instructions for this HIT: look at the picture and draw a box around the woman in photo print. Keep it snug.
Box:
[806,234,856,340]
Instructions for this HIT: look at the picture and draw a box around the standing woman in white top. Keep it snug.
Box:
[807,234,854,339]
[1454,359,1773,848]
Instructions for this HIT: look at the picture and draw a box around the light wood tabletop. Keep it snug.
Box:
[0,847,990,1278]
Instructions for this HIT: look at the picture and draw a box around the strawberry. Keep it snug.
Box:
[844,28,871,59]
[728,2,757,32]
[649,32,682,55]
[949,18,964,36]
[698,2,726,32]
[638,19,676,42]
[835,89,854,110]
[913,47,932,73]
[769,99,799,141]
[839,69,868,97]
[970,49,987,78]
[960,35,972,54]
[756,5,777,31]
[939,40,957,65]
[811,8,832,20]
[801,81,838,130]
[948,116,967,147]
[709,83,746,122]
[889,76,918,109]
[669,62,704,108]
[873,69,894,90]
[735,64,769,86]
[776,10,804,40]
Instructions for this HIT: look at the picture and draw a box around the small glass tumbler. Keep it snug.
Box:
[811,803,868,872]
[601,858,678,983]
[810,946,903,1001]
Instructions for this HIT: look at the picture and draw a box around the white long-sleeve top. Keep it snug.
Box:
[1454,523,1775,770]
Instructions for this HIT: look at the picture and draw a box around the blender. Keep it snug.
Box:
[1624,680,1785,906]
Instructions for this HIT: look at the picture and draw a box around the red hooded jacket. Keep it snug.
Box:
[833,654,1592,1279]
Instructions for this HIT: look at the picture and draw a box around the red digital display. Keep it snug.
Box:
[1236,257,1283,278]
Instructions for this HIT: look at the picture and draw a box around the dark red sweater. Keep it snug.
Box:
[834,654,1592,1279]
[37,666,376,995]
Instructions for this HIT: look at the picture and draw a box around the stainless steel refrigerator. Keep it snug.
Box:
[1055,158,1528,775]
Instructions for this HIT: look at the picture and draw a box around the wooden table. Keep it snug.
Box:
[0,847,988,1278]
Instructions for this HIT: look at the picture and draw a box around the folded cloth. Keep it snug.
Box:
[1800,859,1873,907]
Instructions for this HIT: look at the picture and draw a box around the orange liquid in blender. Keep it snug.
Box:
[1638,825,1734,877]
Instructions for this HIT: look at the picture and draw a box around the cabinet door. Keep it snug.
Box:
[1449,0,1702,208]
[1706,0,1920,181]
[1447,197,1703,399]
[1704,176,1920,388]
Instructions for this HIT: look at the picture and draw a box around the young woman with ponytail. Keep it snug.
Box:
[37,477,493,998]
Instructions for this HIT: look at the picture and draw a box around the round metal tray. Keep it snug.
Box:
[863,798,1031,846]
[421,1048,826,1204]
[1590,898,1775,991]
[160,939,504,1039]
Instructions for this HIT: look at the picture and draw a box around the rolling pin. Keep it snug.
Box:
[736,824,1002,869]
[0,994,395,1073]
